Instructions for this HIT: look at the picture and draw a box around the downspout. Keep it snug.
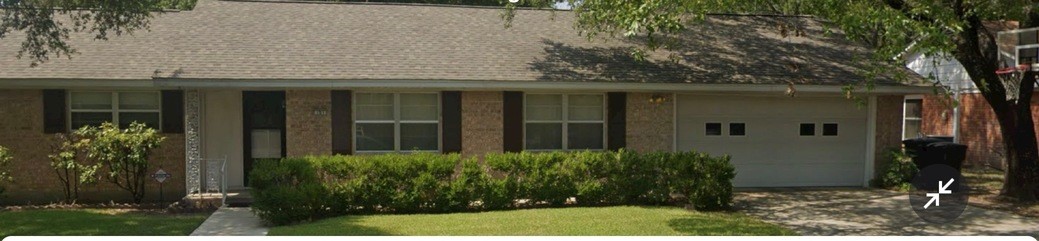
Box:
[952,82,961,143]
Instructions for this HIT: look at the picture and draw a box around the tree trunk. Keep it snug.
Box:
[954,15,1039,201]
[991,72,1039,201]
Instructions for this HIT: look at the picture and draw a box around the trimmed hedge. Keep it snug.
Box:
[250,150,734,225]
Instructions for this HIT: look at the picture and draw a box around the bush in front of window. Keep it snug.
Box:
[249,150,735,225]
[47,133,102,203]
[249,158,327,225]
[75,122,165,204]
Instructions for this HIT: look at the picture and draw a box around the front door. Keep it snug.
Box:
[242,91,286,186]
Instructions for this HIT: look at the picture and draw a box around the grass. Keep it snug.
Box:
[269,206,794,236]
[962,167,1039,217]
[0,209,208,238]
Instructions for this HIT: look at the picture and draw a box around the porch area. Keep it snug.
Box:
[180,89,279,208]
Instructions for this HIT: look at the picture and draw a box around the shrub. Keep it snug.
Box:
[872,149,918,191]
[48,133,102,203]
[250,150,735,225]
[0,146,12,198]
[249,158,326,225]
[76,122,165,203]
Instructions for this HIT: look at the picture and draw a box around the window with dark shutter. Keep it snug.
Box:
[607,92,626,151]
[42,89,67,134]
[161,90,184,133]
[331,90,353,155]
[441,91,462,154]
[502,91,524,152]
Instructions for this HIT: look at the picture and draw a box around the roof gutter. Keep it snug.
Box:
[152,78,932,94]
[0,78,933,94]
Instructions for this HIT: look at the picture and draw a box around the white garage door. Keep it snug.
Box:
[676,94,867,187]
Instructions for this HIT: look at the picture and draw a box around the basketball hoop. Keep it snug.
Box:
[995,64,1031,101]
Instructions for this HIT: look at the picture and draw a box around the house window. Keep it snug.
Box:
[822,123,839,136]
[354,93,439,152]
[799,123,815,136]
[729,123,746,136]
[524,94,605,150]
[69,91,161,130]
[903,98,923,139]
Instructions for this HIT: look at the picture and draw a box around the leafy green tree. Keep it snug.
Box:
[506,0,1039,200]
[0,146,12,198]
[0,0,197,66]
[77,122,165,203]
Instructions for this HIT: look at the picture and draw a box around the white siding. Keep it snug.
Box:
[904,52,975,91]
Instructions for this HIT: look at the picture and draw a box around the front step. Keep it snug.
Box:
[182,189,253,208]
[225,190,254,207]
[226,196,253,207]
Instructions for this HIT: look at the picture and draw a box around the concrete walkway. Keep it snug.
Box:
[737,188,1039,236]
[190,207,269,236]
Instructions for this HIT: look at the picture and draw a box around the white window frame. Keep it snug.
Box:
[352,92,441,153]
[903,95,924,140]
[67,91,162,132]
[523,93,607,151]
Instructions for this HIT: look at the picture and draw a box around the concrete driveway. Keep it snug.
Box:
[736,188,1039,236]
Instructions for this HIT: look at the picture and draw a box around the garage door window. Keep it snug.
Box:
[823,123,838,136]
[729,123,745,136]
[525,94,605,150]
[799,123,815,136]
[705,123,722,136]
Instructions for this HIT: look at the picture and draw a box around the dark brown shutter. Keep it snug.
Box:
[607,92,627,151]
[331,90,353,155]
[502,91,524,152]
[42,89,67,134]
[441,91,462,154]
[161,90,185,133]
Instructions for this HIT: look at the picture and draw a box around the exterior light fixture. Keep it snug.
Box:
[648,94,668,104]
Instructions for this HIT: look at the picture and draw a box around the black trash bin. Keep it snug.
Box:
[901,137,968,171]
[928,135,955,142]
[927,142,968,171]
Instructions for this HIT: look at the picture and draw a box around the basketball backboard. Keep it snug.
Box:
[997,27,1039,71]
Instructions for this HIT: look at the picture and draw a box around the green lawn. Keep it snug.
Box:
[269,206,794,236]
[0,209,208,238]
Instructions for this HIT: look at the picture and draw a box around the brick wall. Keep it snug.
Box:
[0,89,185,204]
[922,95,954,136]
[920,93,1039,167]
[461,91,504,157]
[285,90,332,157]
[625,92,673,152]
[874,95,905,175]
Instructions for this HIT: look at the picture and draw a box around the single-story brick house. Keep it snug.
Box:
[0,0,931,203]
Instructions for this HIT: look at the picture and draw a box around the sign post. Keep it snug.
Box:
[151,168,172,206]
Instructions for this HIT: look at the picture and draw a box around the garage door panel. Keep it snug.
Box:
[678,95,866,118]
[734,163,864,187]
[676,94,867,187]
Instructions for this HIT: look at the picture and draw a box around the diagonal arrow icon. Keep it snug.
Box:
[923,178,955,209]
